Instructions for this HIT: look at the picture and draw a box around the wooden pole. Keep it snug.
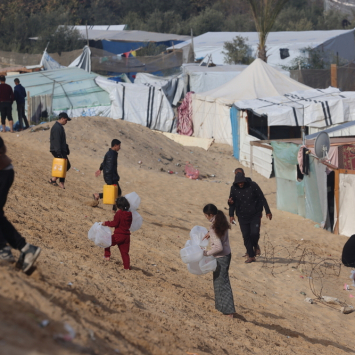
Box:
[331,64,337,88]
[334,169,340,234]
[267,125,270,140]
[27,91,31,126]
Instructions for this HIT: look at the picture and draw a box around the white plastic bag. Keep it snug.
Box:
[199,255,217,273]
[180,245,204,264]
[125,192,141,211]
[130,211,143,232]
[190,226,209,247]
[88,222,112,248]
[187,261,204,275]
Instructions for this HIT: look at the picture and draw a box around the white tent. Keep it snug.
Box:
[192,58,311,145]
[96,76,176,132]
[134,73,184,106]
[170,30,355,68]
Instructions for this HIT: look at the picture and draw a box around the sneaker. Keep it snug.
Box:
[16,244,41,273]
[0,246,15,263]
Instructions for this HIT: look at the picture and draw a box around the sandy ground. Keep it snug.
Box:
[1,116,355,355]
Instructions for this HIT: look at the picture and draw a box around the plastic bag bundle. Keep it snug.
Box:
[125,192,141,211]
[180,225,216,275]
[88,222,112,248]
[130,211,143,232]
[185,164,199,180]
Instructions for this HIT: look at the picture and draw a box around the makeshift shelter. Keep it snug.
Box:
[7,67,111,123]
[235,87,355,176]
[95,76,176,133]
[170,30,355,68]
[268,137,355,237]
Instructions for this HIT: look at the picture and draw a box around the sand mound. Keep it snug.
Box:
[1,116,355,354]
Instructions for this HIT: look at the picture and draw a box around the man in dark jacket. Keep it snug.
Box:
[93,139,121,210]
[0,75,14,133]
[49,112,71,189]
[14,78,29,130]
[228,171,272,264]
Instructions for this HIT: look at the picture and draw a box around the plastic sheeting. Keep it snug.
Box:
[271,141,328,225]
[40,51,66,70]
[339,173,355,237]
[7,67,111,121]
[235,87,355,128]
[134,72,184,106]
[191,59,310,145]
[170,30,355,68]
[69,46,91,73]
[95,76,176,132]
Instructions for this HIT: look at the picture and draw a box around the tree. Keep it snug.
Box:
[246,0,290,62]
[222,36,253,64]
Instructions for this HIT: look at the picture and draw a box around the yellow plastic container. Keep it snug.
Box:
[52,158,67,178]
[103,184,118,205]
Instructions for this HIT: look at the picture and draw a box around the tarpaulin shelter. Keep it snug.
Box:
[268,137,355,237]
[95,76,176,133]
[7,67,111,123]
[170,29,355,68]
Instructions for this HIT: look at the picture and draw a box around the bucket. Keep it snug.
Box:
[103,184,118,205]
[52,158,67,178]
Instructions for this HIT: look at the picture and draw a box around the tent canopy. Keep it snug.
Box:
[170,30,355,67]
[195,58,311,104]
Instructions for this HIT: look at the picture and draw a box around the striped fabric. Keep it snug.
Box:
[213,253,236,314]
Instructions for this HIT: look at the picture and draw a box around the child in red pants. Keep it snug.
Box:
[102,197,132,269]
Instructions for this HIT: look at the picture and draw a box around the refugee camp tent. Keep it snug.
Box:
[270,137,355,237]
[134,72,184,106]
[170,29,355,68]
[96,76,176,133]
[7,67,111,123]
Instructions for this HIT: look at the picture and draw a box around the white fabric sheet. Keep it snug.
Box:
[339,173,355,237]
[69,46,91,73]
[95,76,175,132]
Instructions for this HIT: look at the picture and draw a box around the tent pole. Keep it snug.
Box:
[267,126,270,140]
[334,169,340,234]
[301,126,305,145]
[250,143,253,179]
[86,23,89,47]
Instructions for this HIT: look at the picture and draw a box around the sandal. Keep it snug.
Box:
[48,179,58,186]
[93,193,99,200]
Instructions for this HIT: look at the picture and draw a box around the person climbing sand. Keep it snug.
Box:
[49,112,71,189]
[0,136,41,273]
[93,139,121,211]
[228,171,272,264]
[202,204,235,318]
[102,197,132,269]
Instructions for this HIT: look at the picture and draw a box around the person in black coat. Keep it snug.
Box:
[342,235,355,268]
[228,171,272,264]
[93,139,121,210]
[48,112,71,189]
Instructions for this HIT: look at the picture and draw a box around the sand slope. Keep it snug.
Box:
[1,116,355,355]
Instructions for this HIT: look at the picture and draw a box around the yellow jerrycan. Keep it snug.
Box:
[103,184,118,205]
[52,158,67,178]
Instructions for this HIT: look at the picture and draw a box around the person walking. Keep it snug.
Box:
[102,197,132,269]
[0,75,14,133]
[202,204,235,318]
[49,112,71,189]
[228,171,272,264]
[14,78,29,131]
[93,139,122,210]
[0,136,41,273]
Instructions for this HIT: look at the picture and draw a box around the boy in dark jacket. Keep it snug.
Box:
[228,171,272,264]
[49,112,71,189]
[93,139,122,210]
[14,78,29,130]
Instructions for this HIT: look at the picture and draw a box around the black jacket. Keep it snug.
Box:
[50,121,68,158]
[100,149,120,185]
[229,178,271,223]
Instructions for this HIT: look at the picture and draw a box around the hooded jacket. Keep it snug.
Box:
[228,177,271,223]
[100,148,120,185]
[104,210,132,238]
[50,121,68,157]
